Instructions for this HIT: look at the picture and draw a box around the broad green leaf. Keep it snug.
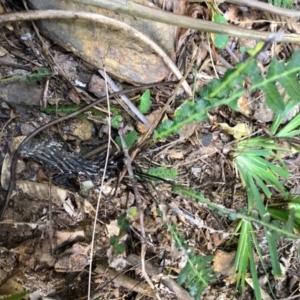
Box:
[246,40,265,57]
[279,61,300,101]
[178,254,216,300]
[148,167,177,180]
[111,115,123,128]
[138,89,151,113]
[211,14,229,49]
[154,100,209,139]
[266,230,281,277]
[127,207,138,220]
[117,212,130,232]
[263,60,285,113]
[115,130,138,148]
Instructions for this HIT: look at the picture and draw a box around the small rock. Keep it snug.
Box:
[88,75,106,98]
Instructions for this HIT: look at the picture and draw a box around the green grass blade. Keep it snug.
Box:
[248,241,263,300]
[276,112,300,137]
[233,220,251,292]
[265,229,282,277]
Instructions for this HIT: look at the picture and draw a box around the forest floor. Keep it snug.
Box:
[0,1,300,300]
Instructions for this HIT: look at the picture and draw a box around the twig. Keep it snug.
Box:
[0,10,191,96]
[48,180,54,256]
[98,70,151,127]
[118,125,161,300]
[72,0,300,43]
[201,41,233,69]
[42,78,49,108]
[0,81,177,220]
[88,66,111,300]
[0,60,31,71]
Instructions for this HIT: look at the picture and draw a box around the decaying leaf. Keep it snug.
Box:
[219,123,249,139]
[213,250,235,277]
[13,180,95,217]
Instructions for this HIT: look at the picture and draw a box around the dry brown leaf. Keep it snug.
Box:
[136,109,167,133]
[0,269,27,296]
[246,278,273,300]
[168,149,184,159]
[106,220,120,238]
[14,180,95,217]
[65,118,94,141]
[237,92,251,116]
[178,122,197,140]
[213,250,235,277]
[176,4,208,53]
[286,17,300,34]
[224,5,239,22]
[69,88,80,104]
[55,230,86,248]
[55,243,90,272]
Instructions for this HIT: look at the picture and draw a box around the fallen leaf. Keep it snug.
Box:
[168,149,184,159]
[219,123,249,139]
[246,277,272,300]
[237,92,251,116]
[213,250,235,277]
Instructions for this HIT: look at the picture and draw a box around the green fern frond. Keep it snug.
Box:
[171,223,216,299]
[154,100,209,139]
[155,48,300,140]
[177,253,216,300]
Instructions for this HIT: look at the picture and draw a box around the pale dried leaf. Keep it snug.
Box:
[168,149,184,159]
[237,92,251,116]
[106,220,120,238]
[1,153,11,190]
[55,230,86,248]
[14,180,93,217]
[219,123,249,139]
[246,278,272,300]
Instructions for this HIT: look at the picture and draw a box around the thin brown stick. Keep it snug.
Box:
[98,70,151,127]
[87,66,111,300]
[72,0,300,43]
[0,10,192,96]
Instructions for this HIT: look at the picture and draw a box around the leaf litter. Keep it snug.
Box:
[0,1,300,300]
